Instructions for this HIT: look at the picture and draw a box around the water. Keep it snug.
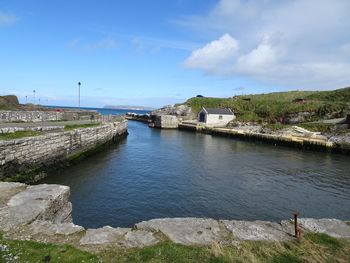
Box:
[41,112,350,228]
[44,105,150,116]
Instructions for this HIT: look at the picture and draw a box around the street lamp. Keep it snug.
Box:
[33,90,36,104]
[78,82,81,108]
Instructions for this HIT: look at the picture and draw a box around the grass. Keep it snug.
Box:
[0,233,98,263]
[1,233,349,262]
[100,233,350,263]
[0,130,41,140]
[185,87,350,123]
[64,123,101,131]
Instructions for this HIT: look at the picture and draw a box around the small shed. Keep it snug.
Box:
[198,107,235,127]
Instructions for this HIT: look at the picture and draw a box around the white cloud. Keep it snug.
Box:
[0,11,17,25]
[237,40,281,70]
[181,0,350,89]
[131,36,200,56]
[184,34,239,73]
[68,37,118,51]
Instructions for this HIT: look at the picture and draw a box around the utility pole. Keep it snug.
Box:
[33,90,36,104]
[78,82,81,109]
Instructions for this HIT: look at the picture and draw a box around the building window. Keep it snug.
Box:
[219,115,223,120]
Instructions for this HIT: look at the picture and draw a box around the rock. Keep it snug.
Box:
[0,182,26,208]
[221,220,291,241]
[123,230,159,248]
[0,184,72,231]
[292,218,350,238]
[79,226,130,245]
[30,221,84,236]
[136,218,224,245]
[329,133,350,145]
[151,105,195,120]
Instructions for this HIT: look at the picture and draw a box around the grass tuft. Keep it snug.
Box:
[306,233,343,251]
[64,123,101,131]
[0,130,41,140]
[0,233,99,263]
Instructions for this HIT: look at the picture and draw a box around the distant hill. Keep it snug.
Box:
[103,105,155,111]
[0,95,54,111]
[183,87,350,123]
[0,95,20,110]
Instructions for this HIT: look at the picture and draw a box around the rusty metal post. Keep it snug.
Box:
[293,211,300,238]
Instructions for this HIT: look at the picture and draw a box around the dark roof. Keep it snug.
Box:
[203,107,233,115]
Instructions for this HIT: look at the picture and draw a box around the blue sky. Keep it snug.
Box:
[1,0,350,108]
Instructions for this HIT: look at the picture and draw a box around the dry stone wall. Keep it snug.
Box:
[0,111,63,122]
[0,110,100,122]
[0,121,127,180]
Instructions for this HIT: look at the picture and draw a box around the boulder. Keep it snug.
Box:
[136,218,223,245]
[0,183,72,231]
[281,218,350,238]
[79,226,130,245]
[29,221,84,236]
[151,105,195,120]
[221,220,291,241]
[123,230,159,248]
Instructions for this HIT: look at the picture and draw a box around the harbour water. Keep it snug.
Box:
[41,109,350,228]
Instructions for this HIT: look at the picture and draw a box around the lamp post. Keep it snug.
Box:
[78,82,81,109]
[25,95,27,104]
[33,90,36,104]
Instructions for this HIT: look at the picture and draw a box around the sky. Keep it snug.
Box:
[1,0,350,108]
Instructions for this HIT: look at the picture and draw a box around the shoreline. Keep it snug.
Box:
[1,182,349,251]
[126,117,350,155]
[0,121,128,183]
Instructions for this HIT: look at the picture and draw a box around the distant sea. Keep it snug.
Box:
[44,105,151,116]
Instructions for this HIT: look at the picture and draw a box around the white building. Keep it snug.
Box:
[198,107,235,127]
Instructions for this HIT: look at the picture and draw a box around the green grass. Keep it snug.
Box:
[64,123,101,131]
[0,130,41,140]
[0,233,98,263]
[99,233,350,263]
[0,233,349,263]
[185,87,350,123]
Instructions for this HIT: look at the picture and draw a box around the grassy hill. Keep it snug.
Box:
[184,87,350,123]
[0,95,20,110]
[0,95,48,111]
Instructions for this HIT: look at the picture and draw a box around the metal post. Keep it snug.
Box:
[25,95,27,103]
[33,90,36,104]
[78,82,81,109]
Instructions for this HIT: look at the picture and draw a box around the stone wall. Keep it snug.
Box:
[153,115,179,129]
[0,121,128,180]
[0,110,101,122]
[0,111,63,122]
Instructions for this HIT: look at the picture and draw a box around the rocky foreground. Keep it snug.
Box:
[0,182,349,253]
